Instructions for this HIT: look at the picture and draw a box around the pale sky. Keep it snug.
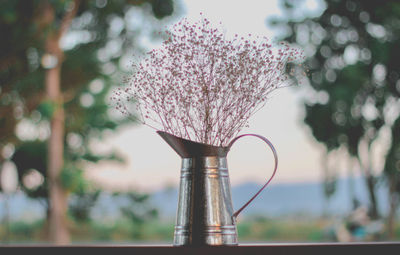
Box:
[85,0,330,192]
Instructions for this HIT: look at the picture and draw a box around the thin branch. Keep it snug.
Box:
[56,0,81,41]
[112,16,305,146]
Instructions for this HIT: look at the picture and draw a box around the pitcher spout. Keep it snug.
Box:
[157,131,229,158]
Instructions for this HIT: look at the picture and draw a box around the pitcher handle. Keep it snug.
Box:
[228,134,278,219]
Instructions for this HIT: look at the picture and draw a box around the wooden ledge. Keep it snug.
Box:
[1,242,399,255]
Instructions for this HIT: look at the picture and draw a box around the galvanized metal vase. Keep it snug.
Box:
[157,131,278,246]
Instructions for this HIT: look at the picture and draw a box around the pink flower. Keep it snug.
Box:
[113,16,305,146]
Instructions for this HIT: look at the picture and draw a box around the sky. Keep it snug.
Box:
[82,0,335,192]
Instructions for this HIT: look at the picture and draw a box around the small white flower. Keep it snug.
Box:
[113,16,305,146]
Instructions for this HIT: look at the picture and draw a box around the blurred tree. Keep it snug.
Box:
[69,190,101,222]
[273,0,400,228]
[0,0,176,244]
[383,117,400,237]
[321,152,338,216]
[11,142,48,207]
[117,192,158,239]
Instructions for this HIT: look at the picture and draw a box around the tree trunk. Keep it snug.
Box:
[321,152,330,217]
[387,177,399,239]
[367,143,380,219]
[45,34,70,244]
[347,157,358,210]
[43,0,80,244]
[366,174,379,219]
[357,156,379,219]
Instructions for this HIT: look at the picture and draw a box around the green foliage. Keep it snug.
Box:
[274,0,400,215]
[1,0,177,146]
[383,117,400,194]
[60,164,87,192]
[237,217,330,242]
[69,190,100,222]
[37,100,57,119]
[116,192,159,239]
[151,0,174,19]
[4,216,400,243]
[1,0,177,218]
[11,141,48,200]
[323,176,337,199]
[8,220,45,240]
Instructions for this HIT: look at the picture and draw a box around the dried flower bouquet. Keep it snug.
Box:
[113,16,304,146]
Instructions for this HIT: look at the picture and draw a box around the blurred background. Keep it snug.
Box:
[1,0,400,244]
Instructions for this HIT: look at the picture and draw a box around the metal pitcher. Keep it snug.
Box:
[157,131,278,246]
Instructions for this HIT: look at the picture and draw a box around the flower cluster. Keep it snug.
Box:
[112,16,304,146]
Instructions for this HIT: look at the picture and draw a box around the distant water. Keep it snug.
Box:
[0,176,391,221]
[149,176,390,219]
[0,193,46,221]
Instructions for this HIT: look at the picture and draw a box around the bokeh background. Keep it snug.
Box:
[1,0,400,244]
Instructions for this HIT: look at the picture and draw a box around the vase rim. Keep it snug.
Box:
[157,131,229,158]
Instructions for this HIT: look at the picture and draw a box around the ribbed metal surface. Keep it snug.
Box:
[157,131,278,246]
[174,157,238,246]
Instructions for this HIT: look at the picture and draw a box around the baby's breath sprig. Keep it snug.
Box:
[112,16,305,146]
